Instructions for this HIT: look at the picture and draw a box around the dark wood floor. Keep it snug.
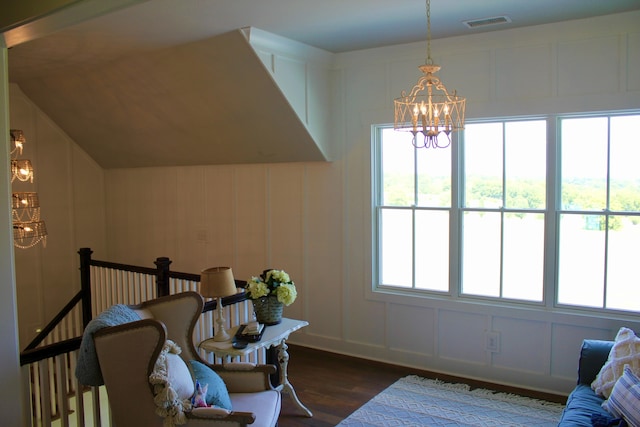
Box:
[277,345,567,427]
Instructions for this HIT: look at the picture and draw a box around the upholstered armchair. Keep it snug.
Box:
[92,291,281,427]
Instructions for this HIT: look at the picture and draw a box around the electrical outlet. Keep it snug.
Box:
[486,331,500,352]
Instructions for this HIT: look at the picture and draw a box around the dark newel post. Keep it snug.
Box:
[78,247,93,328]
[155,257,172,297]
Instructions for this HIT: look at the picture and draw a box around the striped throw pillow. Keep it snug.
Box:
[602,365,640,427]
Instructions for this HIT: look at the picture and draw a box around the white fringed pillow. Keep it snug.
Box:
[149,340,194,426]
[591,327,640,398]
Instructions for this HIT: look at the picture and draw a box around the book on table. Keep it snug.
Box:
[234,321,264,343]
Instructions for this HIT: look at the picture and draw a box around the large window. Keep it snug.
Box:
[462,120,547,302]
[557,115,640,311]
[378,128,451,292]
[374,113,640,313]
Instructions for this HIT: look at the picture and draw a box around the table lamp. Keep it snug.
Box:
[200,266,237,341]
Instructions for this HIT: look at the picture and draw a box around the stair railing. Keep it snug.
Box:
[19,247,254,427]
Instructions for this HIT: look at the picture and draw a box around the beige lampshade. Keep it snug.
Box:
[200,267,237,298]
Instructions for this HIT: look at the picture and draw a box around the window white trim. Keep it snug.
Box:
[371,111,640,319]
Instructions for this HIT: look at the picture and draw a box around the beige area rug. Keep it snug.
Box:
[337,375,565,426]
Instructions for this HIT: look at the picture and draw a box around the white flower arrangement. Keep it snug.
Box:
[246,269,297,306]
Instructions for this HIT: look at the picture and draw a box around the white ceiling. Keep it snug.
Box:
[6,0,640,168]
[10,0,640,82]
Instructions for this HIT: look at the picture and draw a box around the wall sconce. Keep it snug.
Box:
[9,129,47,249]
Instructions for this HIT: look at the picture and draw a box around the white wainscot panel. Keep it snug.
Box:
[495,44,552,100]
[233,166,268,274]
[388,304,435,356]
[346,63,387,112]
[438,310,486,364]
[438,50,491,104]
[306,274,342,339]
[305,66,332,152]
[492,317,547,374]
[304,164,343,339]
[273,55,307,124]
[254,49,274,72]
[71,144,106,255]
[389,57,426,101]
[558,36,620,96]
[201,167,235,268]
[628,32,640,92]
[268,165,304,262]
[347,298,386,347]
[550,323,613,380]
[9,86,35,127]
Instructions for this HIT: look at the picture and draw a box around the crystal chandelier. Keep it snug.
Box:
[10,130,47,249]
[394,0,465,148]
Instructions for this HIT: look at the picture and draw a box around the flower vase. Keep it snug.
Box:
[252,296,284,325]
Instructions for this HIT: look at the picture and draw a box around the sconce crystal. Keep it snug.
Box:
[12,192,42,223]
[13,221,48,249]
[11,159,34,183]
[10,129,25,158]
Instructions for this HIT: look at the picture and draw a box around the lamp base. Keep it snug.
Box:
[213,327,231,342]
[213,297,231,341]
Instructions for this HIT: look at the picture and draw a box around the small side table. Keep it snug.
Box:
[199,317,312,417]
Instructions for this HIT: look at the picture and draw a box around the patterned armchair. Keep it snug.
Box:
[92,291,281,427]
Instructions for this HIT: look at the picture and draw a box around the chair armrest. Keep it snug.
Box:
[577,339,613,385]
[188,407,255,425]
[210,363,277,392]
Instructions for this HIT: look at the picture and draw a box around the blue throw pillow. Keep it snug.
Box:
[188,360,232,410]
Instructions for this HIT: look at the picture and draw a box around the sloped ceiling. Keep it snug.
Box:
[8,0,640,168]
[13,29,326,168]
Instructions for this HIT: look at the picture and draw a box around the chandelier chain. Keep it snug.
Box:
[426,0,432,65]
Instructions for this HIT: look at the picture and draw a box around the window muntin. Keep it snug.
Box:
[380,208,413,287]
[504,121,547,210]
[560,118,608,210]
[557,115,640,312]
[461,211,502,297]
[381,129,415,207]
[461,120,547,301]
[415,210,449,291]
[378,128,451,292]
[606,215,640,311]
[464,123,503,209]
[610,116,640,211]
[374,112,640,314]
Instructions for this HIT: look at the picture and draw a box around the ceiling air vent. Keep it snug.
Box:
[463,16,511,29]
